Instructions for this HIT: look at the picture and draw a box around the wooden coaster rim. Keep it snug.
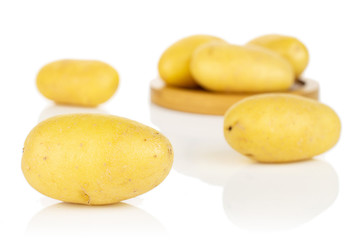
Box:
[150,78,319,115]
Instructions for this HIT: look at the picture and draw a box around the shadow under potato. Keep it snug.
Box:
[223,160,339,231]
[38,104,108,122]
[27,202,166,236]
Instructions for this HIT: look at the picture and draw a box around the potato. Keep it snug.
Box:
[224,94,341,163]
[247,34,309,77]
[190,43,295,92]
[158,35,225,88]
[37,59,119,107]
[22,114,173,205]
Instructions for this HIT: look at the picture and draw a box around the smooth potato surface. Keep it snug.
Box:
[190,43,295,92]
[158,35,224,88]
[22,114,173,205]
[224,94,341,163]
[247,34,309,77]
[37,59,119,106]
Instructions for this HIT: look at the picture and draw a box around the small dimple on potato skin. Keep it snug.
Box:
[80,187,91,205]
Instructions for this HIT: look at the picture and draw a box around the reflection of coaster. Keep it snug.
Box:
[150,78,319,115]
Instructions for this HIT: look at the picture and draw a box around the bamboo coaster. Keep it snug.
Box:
[150,78,319,115]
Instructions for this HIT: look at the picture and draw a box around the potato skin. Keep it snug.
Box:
[37,60,119,107]
[224,94,341,163]
[22,114,173,205]
[190,43,295,92]
[247,34,309,77]
[158,35,224,88]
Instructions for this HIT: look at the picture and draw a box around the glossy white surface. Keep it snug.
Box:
[0,1,359,239]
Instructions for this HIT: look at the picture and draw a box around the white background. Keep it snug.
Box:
[0,0,359,239]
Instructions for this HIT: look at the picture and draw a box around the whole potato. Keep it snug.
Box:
[190,43,295,92]
[37,59,119,107]
[224,94,341,163]
[158,35,225,88]
[22,114,173,205]
[247,34,309,77]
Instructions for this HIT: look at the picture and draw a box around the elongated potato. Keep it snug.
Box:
[247,34,309,77]
[190,43,295,92]
[158,35,225,88]
[22,114,173,205]
[224,94,341,163]
[37,59,119,106]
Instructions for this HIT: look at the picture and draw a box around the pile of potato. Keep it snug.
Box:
[158,34,309,92]
[159,34,340,163]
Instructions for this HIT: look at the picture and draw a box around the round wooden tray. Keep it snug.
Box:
[150,78,319,115]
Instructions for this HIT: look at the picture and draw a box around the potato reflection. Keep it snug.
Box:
[39,104,107,122]
[27,202,166,237]
[150,104,252,186]
[223,160,338,231]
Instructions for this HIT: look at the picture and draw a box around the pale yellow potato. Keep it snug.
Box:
[37,59,119,107]
[224,94,341,163]
[190,43,295,92]
[158,35,225,88]
[22,114,173,205]
[247,34,309,77]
